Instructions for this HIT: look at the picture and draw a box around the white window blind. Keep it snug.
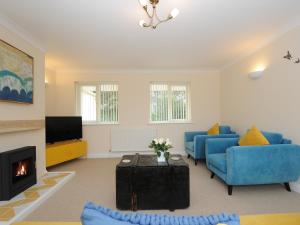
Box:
[171,85,188,120]
[150,84,168,122]
[80,86,97,121]
[100,84,118,123]
[150,83,190,123]
[76,82,119,124]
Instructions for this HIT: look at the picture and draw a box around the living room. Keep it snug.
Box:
[0,0,300,225]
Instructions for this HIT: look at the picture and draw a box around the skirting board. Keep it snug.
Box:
[87,151,187,159]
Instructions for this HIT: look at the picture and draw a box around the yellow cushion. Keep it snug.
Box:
[208,123,220,135]
[241,213,300,225]
[239,126,270,146]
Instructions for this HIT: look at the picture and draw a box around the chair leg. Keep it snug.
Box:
[210,172,215,179]
[228,185,233,196]
[194,159,198,166]
[284,183,291,192]
[187,154,191,159]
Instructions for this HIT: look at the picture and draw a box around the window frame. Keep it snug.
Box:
[149,82,191,124]
[75,81,119,125]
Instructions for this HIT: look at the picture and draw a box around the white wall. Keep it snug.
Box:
[0,23,46,177]
[45,68,57,116]
[46,70,221,156]
[221,26,300,190]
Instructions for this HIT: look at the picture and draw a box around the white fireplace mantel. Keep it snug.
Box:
[0,120,44,134]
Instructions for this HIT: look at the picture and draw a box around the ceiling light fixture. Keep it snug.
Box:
[138,0,179,29]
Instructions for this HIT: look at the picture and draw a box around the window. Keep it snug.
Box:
[150,83,190,123]
[76,83,119,124]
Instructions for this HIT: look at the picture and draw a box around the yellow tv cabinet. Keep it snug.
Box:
[46,140,87,167]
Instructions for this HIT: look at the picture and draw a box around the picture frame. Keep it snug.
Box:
[0,39,34,104]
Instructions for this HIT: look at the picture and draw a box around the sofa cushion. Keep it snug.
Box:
[208,153,227,173]
[239,126,270,146]
[185,142,194,152]
[220,126,232,134]
[262,132,283,144]
[208,123,220,135]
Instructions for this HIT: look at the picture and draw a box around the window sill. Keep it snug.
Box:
[148,121,193,125]
[83,122,120,126]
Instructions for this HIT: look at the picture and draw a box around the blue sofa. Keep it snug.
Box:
[184,126,238,165]
[205,132,300,195]
[81,202,240,225]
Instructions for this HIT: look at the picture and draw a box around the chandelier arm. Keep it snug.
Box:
[142,6,152,18]
[148,6,155,26]
[158,16,172,23]
[151,20,163,28]
[153,6,162,22]
[142,15,154,28]
[144,23,153,28]
[151,12,172,28]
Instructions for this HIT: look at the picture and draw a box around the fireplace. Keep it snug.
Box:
[0,146,37,201]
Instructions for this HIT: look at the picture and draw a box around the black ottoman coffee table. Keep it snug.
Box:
[116,154,190,211]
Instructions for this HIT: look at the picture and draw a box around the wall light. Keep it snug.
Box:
[45,79,49,87]
[248,65,266,80]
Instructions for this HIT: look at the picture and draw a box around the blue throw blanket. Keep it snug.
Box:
[81,202,240,225]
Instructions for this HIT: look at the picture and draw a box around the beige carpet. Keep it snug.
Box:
[25,157,300,221]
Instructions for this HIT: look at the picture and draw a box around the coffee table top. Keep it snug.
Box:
[117,154,188,168]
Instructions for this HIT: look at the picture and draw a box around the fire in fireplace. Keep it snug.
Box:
[0,146,36,201]
[12,159,31,183]
[16,161,28,176]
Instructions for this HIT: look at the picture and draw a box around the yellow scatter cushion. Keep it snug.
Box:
[208,123,220,135]
[239,126,270,146]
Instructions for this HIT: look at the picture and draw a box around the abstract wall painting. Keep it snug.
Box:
[0,39,34,104]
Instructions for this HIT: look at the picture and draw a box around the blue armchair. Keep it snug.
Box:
[206,132,300,195]
[184,126,238,165]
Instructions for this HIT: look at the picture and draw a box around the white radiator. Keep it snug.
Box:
[111,128,156,152]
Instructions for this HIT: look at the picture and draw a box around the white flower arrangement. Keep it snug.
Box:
[149,138,173,159]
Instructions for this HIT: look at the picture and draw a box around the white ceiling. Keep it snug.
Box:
[0,0,300,71]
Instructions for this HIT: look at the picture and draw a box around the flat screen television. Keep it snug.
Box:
[46,116,83,144]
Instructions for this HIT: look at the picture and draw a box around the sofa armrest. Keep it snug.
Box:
[205,138,239,155]
[226,144,300,185]
[192,134,239,159]
[184,131,207,142]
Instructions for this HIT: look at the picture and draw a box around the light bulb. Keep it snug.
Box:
[139,0,147,7]
[254,65,266,72]
[139,20,146,27]
[170,8,179,18]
